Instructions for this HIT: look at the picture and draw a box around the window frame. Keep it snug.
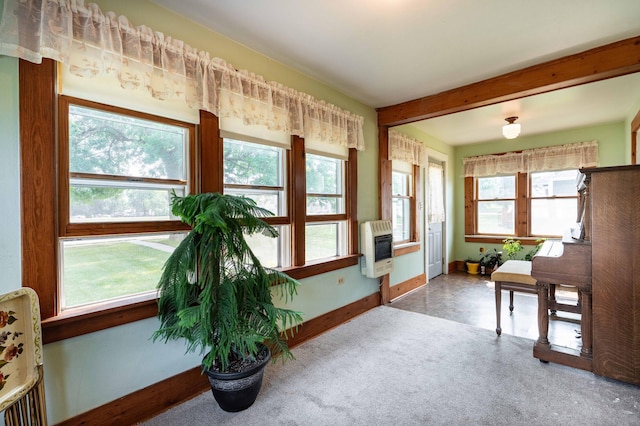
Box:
[475,174,517,236]
[390,164,420,255]
[58,96,195,238]
[20,59,360,344]
[304,152,348,262]
[465,169,579,244]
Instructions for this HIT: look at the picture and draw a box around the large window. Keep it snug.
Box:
[58,96,194,311]
[21,60,359,343]
[466,169,578,240]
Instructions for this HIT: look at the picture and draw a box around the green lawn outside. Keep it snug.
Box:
[63,239,175,308]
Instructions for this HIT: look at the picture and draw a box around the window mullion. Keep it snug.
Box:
[517,172,528,237]
[291,135,306,266]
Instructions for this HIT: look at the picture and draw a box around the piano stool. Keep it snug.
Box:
[491,260,537,336]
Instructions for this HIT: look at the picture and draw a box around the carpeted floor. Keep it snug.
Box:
[141,306,640,425]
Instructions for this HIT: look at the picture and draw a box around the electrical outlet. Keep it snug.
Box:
[337,276,345,285]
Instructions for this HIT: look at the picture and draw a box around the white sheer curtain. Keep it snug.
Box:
[428,163,445,224]
[389,131,426,166]
[0,0,365,150]
[463,141,598,177]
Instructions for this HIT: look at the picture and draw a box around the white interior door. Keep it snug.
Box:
[426,161,445,280]
[427,222,443,279]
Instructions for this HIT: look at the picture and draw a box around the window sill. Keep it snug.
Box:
[280,254,361,280]
[393,242,421,256]
[464,235,545,245]
[41,255,362,344]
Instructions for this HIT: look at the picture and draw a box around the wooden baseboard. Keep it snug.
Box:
[389,274,426,301]
[55,292,382,425]
[451,260,466,273]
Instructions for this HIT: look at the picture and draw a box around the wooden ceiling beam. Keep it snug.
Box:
[377,35,640,127]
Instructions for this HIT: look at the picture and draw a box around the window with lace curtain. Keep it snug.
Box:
[464,142,597,242]
[389,131,424,248]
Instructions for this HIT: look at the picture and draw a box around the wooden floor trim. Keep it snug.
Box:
[389,274,427,302]
[55,292,382,425]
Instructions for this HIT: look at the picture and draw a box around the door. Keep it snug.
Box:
[427,162,445,280]
[427,222,443,279]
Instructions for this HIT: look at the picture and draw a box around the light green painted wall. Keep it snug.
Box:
[453,121,627,262]
[0,56,21,294]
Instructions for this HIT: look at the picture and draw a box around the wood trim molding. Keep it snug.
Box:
[631,108,640,165]
[393,243,420,257]
[389,274,427,301]
[20,58,58,319]
[377,35,640,127]
[291,135,306,266]
[199,110,222,193]
[56,292,382,425]
[348,148,359,254]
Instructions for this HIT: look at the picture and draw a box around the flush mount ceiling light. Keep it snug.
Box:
[502,116,521,139]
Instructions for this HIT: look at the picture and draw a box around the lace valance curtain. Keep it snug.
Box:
[389,131,426,166]
[0,0,365,150]
[463,141,598,177]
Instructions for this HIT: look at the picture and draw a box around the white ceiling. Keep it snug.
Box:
[153,0,640,145]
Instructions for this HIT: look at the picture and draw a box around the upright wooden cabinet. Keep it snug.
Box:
[587,165,640,385]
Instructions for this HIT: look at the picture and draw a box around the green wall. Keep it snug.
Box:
[453,121,628,262]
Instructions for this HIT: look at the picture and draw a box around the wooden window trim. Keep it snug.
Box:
[58,95,196,238]
[391,164,420,247]
[21,59,359,344]
[465,170,580,243]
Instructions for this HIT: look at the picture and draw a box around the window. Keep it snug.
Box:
[392,170,412,242]
[58,96,194,310]
[390,161,419,247]
[21,60,359,343]
[223,137,289,268]
[306,154,347,261]
[465,169,579,241]
[530,170,579,236]
[476,175,516,235]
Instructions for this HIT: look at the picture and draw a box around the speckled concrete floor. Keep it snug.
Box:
[389,271,582,351]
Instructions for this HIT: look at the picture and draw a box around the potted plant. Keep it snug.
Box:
[502,238,524,260]
[524,238,546,261]
[465,257,481,275]
[152,192,303,412]
[480,248,503,275]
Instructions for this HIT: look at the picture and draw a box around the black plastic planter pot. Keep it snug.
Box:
[204,346,271,412]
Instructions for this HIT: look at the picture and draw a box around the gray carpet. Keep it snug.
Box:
[141,306,640,425]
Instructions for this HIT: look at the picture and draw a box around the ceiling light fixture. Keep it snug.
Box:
[502,116,521,139]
